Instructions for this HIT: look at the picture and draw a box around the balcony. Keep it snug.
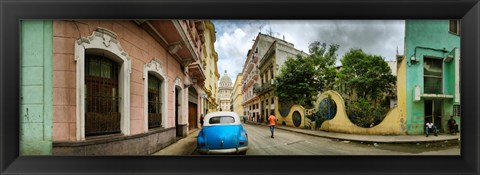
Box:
[188,63,206,86]
[253,83,261,93]
[247,61,255,73]
[252,53,259,63]
[139,20,201,67]
[258,79,276,95]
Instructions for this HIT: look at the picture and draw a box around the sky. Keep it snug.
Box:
[212,20,405,81]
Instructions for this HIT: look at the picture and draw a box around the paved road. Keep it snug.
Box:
[242,123,460,155]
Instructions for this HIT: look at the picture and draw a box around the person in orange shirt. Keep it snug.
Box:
[268,112,276,138]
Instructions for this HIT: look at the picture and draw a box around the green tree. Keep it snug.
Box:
[338,49,396,127]
[338,48,396,103]
[275,42,339,108]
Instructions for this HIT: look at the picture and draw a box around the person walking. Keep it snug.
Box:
[200,114,204,127]
[268,112,276,138]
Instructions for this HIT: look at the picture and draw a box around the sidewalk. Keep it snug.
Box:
[152,129,199,155]
[247,121,460,143]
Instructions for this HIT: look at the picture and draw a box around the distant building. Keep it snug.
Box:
[257,39,306,122]
[231,74,244,116]
[218,70,233,112]
[242,33,299,122]
[402,20,461,134]
[201,21,221,114]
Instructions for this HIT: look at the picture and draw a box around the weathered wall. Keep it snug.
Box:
[20,20,53,155]
[275,102,306,128]
[53,127,176,155]
[318,90,406,135]
[52,20,188,141]
[404,20,460,134]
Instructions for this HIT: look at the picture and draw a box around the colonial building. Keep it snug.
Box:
[256,39,305,122]
[20,20,212,155]
[231,74,243,116]
[241,33,283,122]
[402,20,461,134]
[201,21,220,114]
[218,70,233,111]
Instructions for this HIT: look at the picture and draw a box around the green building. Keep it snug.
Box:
[20,20,53,155]
[404,20,461,134]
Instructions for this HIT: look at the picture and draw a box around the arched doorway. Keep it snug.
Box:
[188,87,198,130]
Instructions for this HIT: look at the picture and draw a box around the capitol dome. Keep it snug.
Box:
[219,70,232,87]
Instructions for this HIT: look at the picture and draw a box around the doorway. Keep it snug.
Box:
[424,99,443,132]
[175,87,182,138]
[188,87,198,130]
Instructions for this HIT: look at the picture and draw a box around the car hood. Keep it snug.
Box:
[201,125,243,149]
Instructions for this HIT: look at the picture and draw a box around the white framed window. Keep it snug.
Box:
[75,28,131,140]
[144,59,168,132]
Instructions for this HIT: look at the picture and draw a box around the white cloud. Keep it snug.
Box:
[212,20,405,80]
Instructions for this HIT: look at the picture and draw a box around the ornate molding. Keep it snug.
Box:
[77,28,129,61]
[144,59,167,80]
[96,27,118,39]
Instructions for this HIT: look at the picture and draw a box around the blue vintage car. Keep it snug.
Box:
[197,112,248,155]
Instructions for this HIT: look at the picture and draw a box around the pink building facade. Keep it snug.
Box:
[52,20,207,155]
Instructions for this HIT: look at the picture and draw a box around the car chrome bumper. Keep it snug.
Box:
[198,146,248,154]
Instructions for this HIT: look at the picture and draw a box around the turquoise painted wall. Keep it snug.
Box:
[20,20,53,155]
[404,20,460,134]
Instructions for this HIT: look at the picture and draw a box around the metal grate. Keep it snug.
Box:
[453,105,461,117]
[85,54,121,136]
[148,74,162,129]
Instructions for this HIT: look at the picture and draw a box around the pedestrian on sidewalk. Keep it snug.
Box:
[425,119,438,137]
[200,114,204,127]
[268,112,276,138]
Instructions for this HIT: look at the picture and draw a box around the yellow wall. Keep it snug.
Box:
[275,99,307,129]
[232,74,244,116]
[273,59,408,135]
[318,89,406,135]
[202,20,220,112]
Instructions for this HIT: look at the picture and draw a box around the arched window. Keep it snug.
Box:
[84,54,121,136]
[144,60,168,132]
[76,28,131,140]
[148,74,162,129]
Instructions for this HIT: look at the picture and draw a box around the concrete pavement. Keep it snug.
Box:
[152,121,460,155]
[247,121,461,143]
[152,129,199,155]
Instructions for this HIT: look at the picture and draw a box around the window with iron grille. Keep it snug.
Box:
[148,74,162,129]
[85,54,121,136]
[424,57,443,94]
[453,105,461,117]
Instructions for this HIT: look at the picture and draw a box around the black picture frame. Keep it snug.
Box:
[1,0,479,174]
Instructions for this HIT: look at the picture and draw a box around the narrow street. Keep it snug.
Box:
[187,123,460,155]
[243,123,459,155]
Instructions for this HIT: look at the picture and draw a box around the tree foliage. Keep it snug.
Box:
[338,48,396,102]
[275,42,339,108]
[338,49,396,127]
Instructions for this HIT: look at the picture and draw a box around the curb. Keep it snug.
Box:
[245,121,460,144]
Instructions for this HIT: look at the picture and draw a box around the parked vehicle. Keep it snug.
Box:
[197,112,248,155]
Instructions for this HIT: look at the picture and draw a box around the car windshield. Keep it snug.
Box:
[209,116,235,124]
